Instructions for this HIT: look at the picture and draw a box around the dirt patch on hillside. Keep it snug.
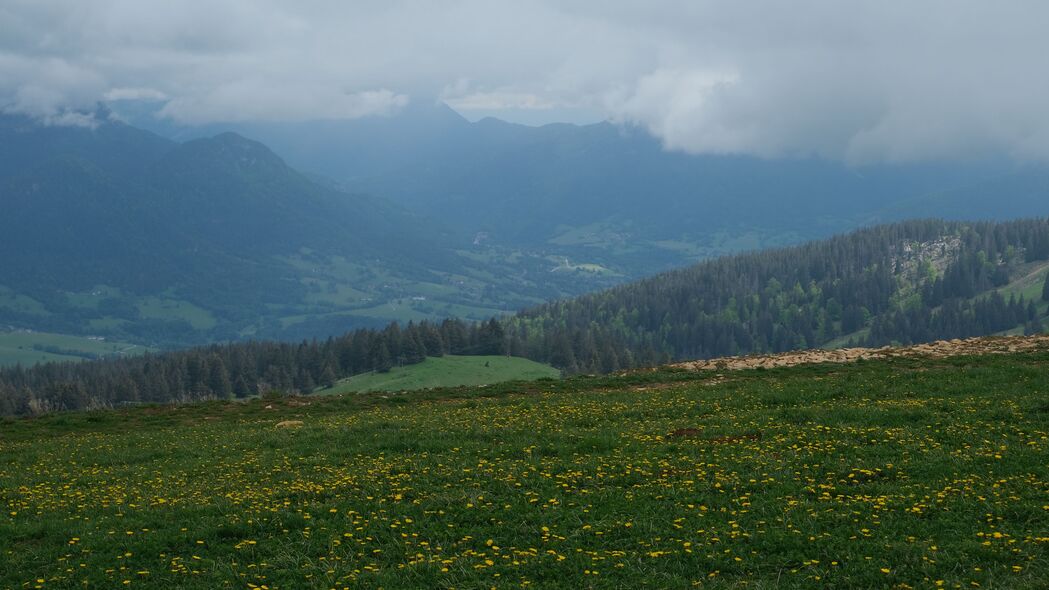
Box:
[673,334,1049,373]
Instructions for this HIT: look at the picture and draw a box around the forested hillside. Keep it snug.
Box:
[0,111,618,348]
[503,218,1049,372]
[121,101,1049,279]
[0,318,506,415]
[3,218,1048,416]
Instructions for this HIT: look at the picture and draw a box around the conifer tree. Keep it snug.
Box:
[371,341,393,373]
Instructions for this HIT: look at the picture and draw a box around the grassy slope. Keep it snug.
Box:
[824,262,1049,349]
[821,328,870,350]
[321,354,560,394]
[0,331,150,367]
[135,296,217,330]
[1,352,1047,588]
[996,260,1049,316]
[989,262,1049,336]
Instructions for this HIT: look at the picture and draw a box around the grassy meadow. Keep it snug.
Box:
[0,331,150,368]
[321,355,561,395]
[1,351,1047,588]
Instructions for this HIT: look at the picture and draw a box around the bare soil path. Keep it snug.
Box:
[673,334,1049,372]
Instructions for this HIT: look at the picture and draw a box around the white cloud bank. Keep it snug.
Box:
[2,0,1049,162]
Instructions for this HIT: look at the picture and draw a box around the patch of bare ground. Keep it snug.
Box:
[672,334,1049,372]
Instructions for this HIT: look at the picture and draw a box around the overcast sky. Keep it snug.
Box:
[2,0,1048,162]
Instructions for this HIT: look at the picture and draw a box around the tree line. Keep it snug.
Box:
[0,318,507,415]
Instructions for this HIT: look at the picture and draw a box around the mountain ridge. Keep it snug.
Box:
[115,101,1048,279]
[0,112,580,346]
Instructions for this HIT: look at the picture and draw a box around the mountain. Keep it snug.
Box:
[0,112,603,347]
[876,166,1049,222]
[115,100,475,181]
[500,218,1049,372]
[0,106,173,180]
[13,104,1049,355]
[1,128,426,290]
[343,122,1042,267]
[118,100,1049,278]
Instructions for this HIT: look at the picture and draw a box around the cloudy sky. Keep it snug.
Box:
[2,0,1047,162]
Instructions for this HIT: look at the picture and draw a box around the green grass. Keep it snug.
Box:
[0,331,150,367]
[822,327,871,349]
[547,220,631,249]
[547,257,619,276]
[321,355,561,394]
[136,296,217,330]
[999,261,1049,318]
[63,285,123,309]
[279,254,518,325]
[0,345,78,366]
[997,261,1049,303]
[0,286,49,316]
[86,317,129,331]
[1,352,1047,588]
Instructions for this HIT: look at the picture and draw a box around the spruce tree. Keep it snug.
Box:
[320,365,338,390]
[1042,271,1049,302]
[207,356,233,399]
[371,341,393,373]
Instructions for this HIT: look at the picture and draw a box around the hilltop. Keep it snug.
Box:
[505,218,1049,372]
[1,335,1047,588]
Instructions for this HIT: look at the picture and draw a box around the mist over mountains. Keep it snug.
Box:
[3,102,1049,352]
[121,100,1049,259]
[0,110,593,347]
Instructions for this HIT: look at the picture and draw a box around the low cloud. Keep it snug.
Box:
[0,54,106,118]
[104,87,168,101]
[443,88,559,112]
[3,1,1049,162]
[158,86,409,124]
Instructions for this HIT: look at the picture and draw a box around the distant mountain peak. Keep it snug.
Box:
[208,131,280,156]
[172,131,290,175]
[210,130,253,143]
[402,99,469,125]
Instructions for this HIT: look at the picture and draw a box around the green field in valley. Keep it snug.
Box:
[1,350,1047,588]
[0,330,150,367]
[996,260,1049,316]
[321,355,560,395]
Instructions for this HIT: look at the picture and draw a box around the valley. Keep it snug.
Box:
[3,218,1049,416]
[5,107,1049,360]
[0,112,627,351]
[0,330,148,367]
